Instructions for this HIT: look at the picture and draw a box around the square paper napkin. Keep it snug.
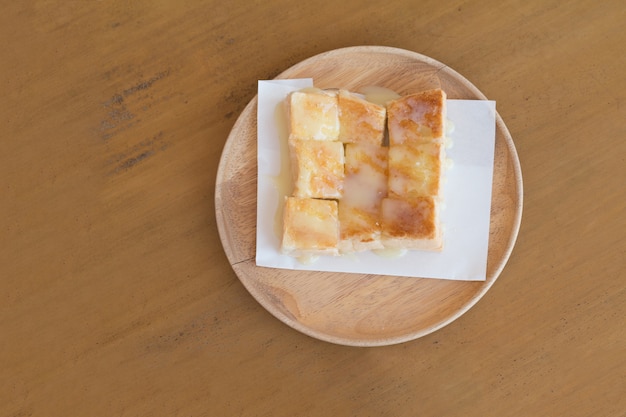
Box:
[256,79,496,281]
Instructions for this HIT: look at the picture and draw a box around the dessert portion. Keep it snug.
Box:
[387,142,443,199]
[387,89,447,145]
[338,144,388,253]
[380,196,442,251]
[282,89,343,257]
[287,89,339,141]
[290,139,344,199]
[280,87,447,257]
[337,89,386,145]
[281,197,339,257]
[382,89,447,251]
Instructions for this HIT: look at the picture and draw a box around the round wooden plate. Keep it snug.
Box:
[215,46,523,346]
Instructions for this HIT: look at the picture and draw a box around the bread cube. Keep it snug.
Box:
[338,144,388,252]
[281,197,339,257]
[381,197,442,251]
[337,89,386,145]
[290,139,344,199]
[338,204,383,253]
[387,89,447,145]
[287,90,339,141]
[388,142,443,199]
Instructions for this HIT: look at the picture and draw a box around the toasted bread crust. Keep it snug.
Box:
[387,89,447,145]
[381,197,442,251]
[388,142,443,199]
[281,197,340,257]
[338,144,388,252]
[287,90,339,141]
[337,89,386,146]
[290,139,344,199]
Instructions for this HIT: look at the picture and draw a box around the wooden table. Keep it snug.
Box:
[2,1,624,415]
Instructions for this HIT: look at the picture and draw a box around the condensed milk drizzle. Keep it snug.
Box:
[372,248,408,259]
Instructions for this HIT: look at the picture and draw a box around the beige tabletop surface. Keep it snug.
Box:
[1,1,624,416]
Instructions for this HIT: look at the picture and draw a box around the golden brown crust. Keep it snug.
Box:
[388,142,443,199]
[381,197,442,251]
[387,89,447,145]
[338,144,388,252]
[337,90,386,146]
[281,197,339,257]
[287,90,339,141]
[290,139,344,199]
[338,204,383,252]
[344,143,388,177]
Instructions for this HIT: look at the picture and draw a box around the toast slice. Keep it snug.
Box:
[338,144,388,253]
[381,196,442,251]
[287,89,339,141]
[279,87,448,258]
[384,88,446,252]
[281,197,340,257]
[388,142,444,199]
[337,89,386,146]
[290,139,344,199]
[387,89,447,146]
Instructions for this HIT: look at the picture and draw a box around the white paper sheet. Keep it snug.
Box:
[256,79,496,281]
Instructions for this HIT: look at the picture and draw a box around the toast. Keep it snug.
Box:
[380,196,442,251]
[383,88,446,251]
[280,87,447,258]
[388,142,443,199]
[337,89,386,146]
[287,89,339,141]
[281,197,340,257]
[387,89,447,145]
[338,144,388,252]
[290,139,344,199]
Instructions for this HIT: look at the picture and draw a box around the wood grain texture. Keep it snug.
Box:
[215,46,523,346]
[1,1,624,416]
